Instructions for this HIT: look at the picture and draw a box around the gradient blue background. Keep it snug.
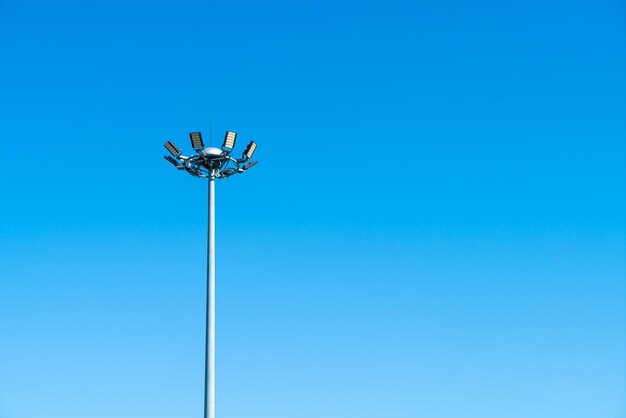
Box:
[0,0,624,417]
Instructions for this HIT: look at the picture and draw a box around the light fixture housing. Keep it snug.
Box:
[222,131,237,150]
[164,140,182,157]
[164,155,182,168]
[219,168,236,178]
[242,161,258,171]
[243,141,256,159]
[163,128,258,178]
[190,132,204,150]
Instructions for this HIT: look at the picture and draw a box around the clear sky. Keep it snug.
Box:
[0,0,624,417]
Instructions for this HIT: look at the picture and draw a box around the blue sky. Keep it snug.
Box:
[0,0,624,417]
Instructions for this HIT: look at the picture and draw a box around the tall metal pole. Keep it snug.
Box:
[162,130,257,418]
[205,174,216,418]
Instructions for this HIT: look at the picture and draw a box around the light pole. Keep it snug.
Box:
[163,130,258,418]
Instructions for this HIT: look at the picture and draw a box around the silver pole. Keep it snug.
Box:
[205,174,216,418]
[162,131,257,418]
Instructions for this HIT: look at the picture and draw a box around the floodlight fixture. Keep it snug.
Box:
[164,140,182,157]
[243,141,257,160]
[219,168,236,178]
[164,155,181,168]
[190,131,204,150]
[242,160,258,171]
[222,131,237,150]
[161,125,258,418]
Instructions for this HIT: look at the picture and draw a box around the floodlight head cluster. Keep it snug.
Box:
[163,130,258,179]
